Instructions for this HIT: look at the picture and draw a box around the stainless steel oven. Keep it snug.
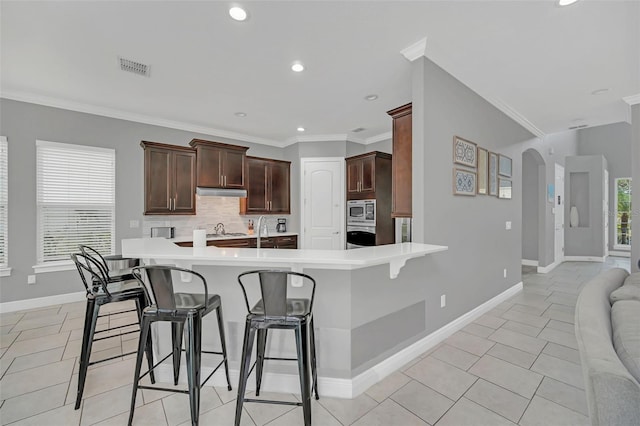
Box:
[347,199,376,226]
[346,224,376,249]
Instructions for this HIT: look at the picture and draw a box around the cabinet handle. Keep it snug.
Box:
[224,175,226,187]
[169,198,173,211]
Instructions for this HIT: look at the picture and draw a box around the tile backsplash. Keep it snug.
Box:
[142,196,290,238]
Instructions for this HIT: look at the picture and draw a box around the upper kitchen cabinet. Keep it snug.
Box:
[141,141,196,215]
[240,156,291,214]
[387,103,412,217]
[189,139,248,189]
[346,151,392,200]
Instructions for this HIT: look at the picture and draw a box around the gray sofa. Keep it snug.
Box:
[575,268,640,426]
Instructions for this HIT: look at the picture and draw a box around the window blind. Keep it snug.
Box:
[0,137,8,267]
[36,140,115,263]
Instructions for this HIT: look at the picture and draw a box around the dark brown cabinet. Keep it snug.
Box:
[141,141,196,215]
[346,152,392,200]
[387,103,412,218]
[240,156,291,215]
[189,139,248,189]
[175,235,297,249]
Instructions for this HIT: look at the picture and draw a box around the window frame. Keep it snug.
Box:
[34,140,116,273]
[613,177,632,251]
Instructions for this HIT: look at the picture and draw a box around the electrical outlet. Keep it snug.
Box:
[27,275,36,285]
[440,294,446,308]
[129,220,140,228]
[505,221,512,230]
[503,268,507,278]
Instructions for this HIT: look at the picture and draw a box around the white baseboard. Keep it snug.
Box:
[0,291,86,313]
[154,281,524,398]
[564,256,605,263]
[521,259,538,267]
[608,251,631,258]
[537,261,559,274]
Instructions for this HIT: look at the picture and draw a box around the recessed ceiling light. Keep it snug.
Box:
[229,6,247,21]
[558,0,579,6]
[235,112,247,117]
[364,94,378,101]
[297,127,305,132]
[591,88,609,95]
[291,62,304,72]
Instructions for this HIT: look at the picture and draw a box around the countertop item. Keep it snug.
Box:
[150,226,175,238]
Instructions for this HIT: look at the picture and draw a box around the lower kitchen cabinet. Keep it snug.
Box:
[174,235,297,249]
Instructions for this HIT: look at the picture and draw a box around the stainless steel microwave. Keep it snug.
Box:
[347,199,376,225]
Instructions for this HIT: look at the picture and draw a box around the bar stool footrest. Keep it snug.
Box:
[243,398,303,407]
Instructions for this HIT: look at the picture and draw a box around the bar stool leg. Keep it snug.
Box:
[235,319,257,426]
[128,316,152,426]
[134,294,155,384]
[185,315,202,426]
[215,305,233,391]
[75,297,100,409]
[255,328,268,396]
[171,322,184,385]
[295,321,312,426]
[309,317,319,399]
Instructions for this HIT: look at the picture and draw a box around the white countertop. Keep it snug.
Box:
[122,237,448,279]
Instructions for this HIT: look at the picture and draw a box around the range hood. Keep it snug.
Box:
[196,187,247,197]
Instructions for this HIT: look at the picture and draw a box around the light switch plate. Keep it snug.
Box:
[505,221,512,230]
[129,220,140,228]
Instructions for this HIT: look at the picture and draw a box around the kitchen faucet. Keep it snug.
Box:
[256,216,268,248]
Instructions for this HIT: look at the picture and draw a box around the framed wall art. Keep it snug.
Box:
[453,168,477,196]
[453,136,477,168]
[476,147,488,195]
[498,178,512,199]
[499,154,512,177]
[488,151,498,196]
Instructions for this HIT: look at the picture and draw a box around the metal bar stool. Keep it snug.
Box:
[71,252,154,410]
[235,270,319,426]
[128,265,232,426]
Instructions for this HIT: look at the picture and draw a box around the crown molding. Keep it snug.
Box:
[623,93,640,106]
[364,131,392,144]
[484,95,546,139]
[0,90,285,147]
[401,37,428,62]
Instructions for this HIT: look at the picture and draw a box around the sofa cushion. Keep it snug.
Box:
[609,285,640,304]
[611,299,640,383]
[624,272,640,288]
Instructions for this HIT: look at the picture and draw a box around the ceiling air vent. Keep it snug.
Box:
[351,127,366,133]
[119,57,150,77]
[568,124,588,130]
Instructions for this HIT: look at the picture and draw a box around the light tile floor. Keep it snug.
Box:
[0,257,631,425]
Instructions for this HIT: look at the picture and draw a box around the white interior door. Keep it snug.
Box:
[301,158,344,249]
[555,163,565,264]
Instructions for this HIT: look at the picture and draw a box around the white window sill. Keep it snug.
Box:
[613,245,631,251]
[0,267,12,277]
[33,261,75,274]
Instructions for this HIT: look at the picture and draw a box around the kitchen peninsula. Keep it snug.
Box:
[122,238,447,397]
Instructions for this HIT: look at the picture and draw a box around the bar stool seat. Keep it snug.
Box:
[235,270,319,426]
[128,265,232,426]
[71,251,154,410]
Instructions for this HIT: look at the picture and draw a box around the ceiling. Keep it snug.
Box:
[1,1,638,147]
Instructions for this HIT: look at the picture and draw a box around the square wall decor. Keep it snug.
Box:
[453,168,477,196]
[453,136,477,168]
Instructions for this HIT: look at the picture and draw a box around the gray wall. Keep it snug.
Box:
[577,122,632,251]
[522,150,540,261]
[0,99,282,303]
[412,57,535,329]
[632,105,640,272]
[564,155,607,257]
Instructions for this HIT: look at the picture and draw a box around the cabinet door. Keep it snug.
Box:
[196,146,223,188]
[212,238,251,248]
[392,110,412,217]
[222,149,246,188]
[346,159,361,196]
[360,155,376,194]
[144,147,172,214]
[172,150,196,214]
[275,236,297,249]
[269,161,290,213]
[245,158,269,213]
